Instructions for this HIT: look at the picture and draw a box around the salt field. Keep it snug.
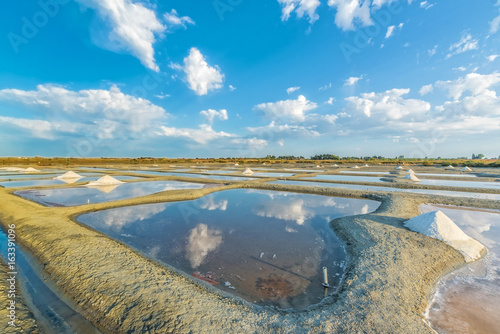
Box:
[302,175,384,183]
[420,205,500,334]
[77,189,380,309]
[15,181,207,206]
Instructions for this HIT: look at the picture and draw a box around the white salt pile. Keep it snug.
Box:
[332,164,338,167]
[55,171,83,179]
[364,164,369,167]
[406,169,414,174]
[242,168,254,175]
[445,165,455,170]
[396,166,403,170]
[234,163,239,166]
[24,167,40,173]
[404,211,485,263]
[403,173,420,182]
[461,166,472,172]
[352,165,360,169]
[85,175,123,187]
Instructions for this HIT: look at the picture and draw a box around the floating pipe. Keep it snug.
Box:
[322,267,331,288]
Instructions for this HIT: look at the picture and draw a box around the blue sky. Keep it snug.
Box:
[0,0,499,158]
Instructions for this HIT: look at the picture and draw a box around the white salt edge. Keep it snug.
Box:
[404,211,485,263]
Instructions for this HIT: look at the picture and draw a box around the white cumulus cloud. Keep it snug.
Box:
[164,9,195,30]
[200,109,228,124]
[76,0,166,72]
[287,86,301,94]
[344,75,364,86]
[278,0,321,24]
[435,72,500,100]
[327,0,372,31]
[0,84,168,140]
[447,34,479,59]
[490,14,500,34]
[172,48,225,96]
[254,95,318,122]
[419,84,433,96]
[157,124,234,144]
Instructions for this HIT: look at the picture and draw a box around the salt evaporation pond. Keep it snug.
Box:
[130,171,253,181]
[418,173,478,178]
[417,178,500,189]
[303,175,383,183]
[251,172,295,177]
[15,181,207,207]
[77,189,380,309]
[339,171,390,175]
[1,175,139,188]
[420,205,500,334]
[270,180,500,201]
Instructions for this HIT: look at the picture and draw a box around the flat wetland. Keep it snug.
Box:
[1,163,499,333]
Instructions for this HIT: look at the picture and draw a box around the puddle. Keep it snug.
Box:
[15,181,207,207]
[303,175,383,183]
[270,180,500,201]
[420,205,500,334]
[0,174,60,180]
[0,228,101,333]
[77,189,380,309]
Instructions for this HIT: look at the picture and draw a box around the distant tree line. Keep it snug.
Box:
[471,153,484,160]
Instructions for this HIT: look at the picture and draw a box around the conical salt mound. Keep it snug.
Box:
[364,164,369,167]
[234,163,239,166]
[242,168,254,175]
[403,173,420,182]
[86,175,123,187]
[352,165,360,169]
[461,166,472,171]
[445,165,455,170]
[316,165,321,168]
[395,166,403,170]
[55,171,82,179]
[24,167,39,173]
[332,164,338,167]
[404,211,485,262]
[406,169,415,174]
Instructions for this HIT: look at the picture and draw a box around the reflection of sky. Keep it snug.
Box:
[418,179,500,189]
[251,190,379,225]
[270,181,500,201]
[77,189,369,308]
[186,224,223,268]
[99,203,169,230]
[16,181,205,206]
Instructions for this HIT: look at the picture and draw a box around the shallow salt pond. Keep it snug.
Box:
[0,175,139,188]
[129,170,253,181]
[15,181,207,207]
[303,175,383,183]
[339,171,390,175]
[416,178,500,189]
[77,189,380,309]
[420,205,500,334]
[417,173,478,178]
[270,180,500,200]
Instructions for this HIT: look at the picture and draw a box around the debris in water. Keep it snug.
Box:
[260,252,264,258]
[224,281,236,289]
[192,272,219,285]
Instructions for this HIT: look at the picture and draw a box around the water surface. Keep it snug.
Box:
[420,205,500,334]
[270,180,500,200]
[303,175,383,183]
[77,189,380,309]
[15,181,207,207]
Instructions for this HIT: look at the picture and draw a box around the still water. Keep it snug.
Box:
[15,181,207,207]
[0,176,139,188]
[420,205,500,334]
[77,189,380,309]
[270,180,500,201]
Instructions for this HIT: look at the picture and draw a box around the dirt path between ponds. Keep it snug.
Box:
[0,181,494,333]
